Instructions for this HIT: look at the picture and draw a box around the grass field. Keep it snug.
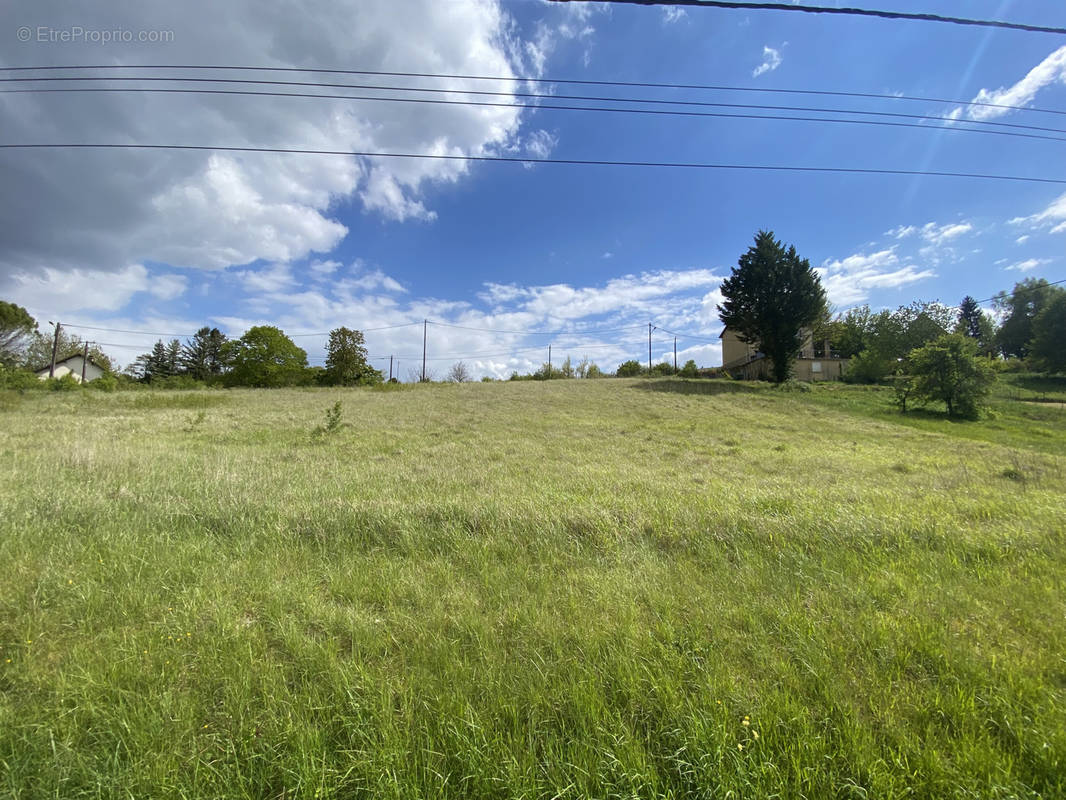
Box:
[1,378,1064,798]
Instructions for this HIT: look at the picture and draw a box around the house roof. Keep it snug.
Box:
[34,353,107,373]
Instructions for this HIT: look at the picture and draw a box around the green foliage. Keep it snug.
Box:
[89,373,120,393]
[0,365,44,390]
[180,327,230,380]
[47,373,82,392]
[843,348,898,384]
[23,328,114,373]
[908,334,997,418]
[1029,292,1066,373]
[225,326,310,387]
[718,230,828,383]
[995,278,1063,359]
[321,327,381,386]
[313,401,344,436]
[649,361,674,376]
[616,359,643,377]
[678,359,699,378]
[0,300,37,367]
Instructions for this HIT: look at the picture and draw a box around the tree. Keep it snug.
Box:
[321,327,380,386]
[0,301,37,367]
[224,326,309,387]
[181,327,229,380]
[1030,292,1066,373]
[447,361,471,383]
[957,296,983,339]
[718,230,828,383]
[679,359,699,378]
[616,359,643,377]
[908,334,996,419]
[23,328,114,373]
[995,278,1061,359]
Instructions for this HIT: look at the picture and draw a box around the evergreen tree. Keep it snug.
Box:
[718,230,828,383]
[180,327,229,380]
[957,296,983,339]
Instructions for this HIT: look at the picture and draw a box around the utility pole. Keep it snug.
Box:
[648,323,653,374]
[421,320,427,383]
[49,321,61,378]
[674,337,677,374]
[548,344,552,378]
[389,355,393,382]
[81,341,89,383]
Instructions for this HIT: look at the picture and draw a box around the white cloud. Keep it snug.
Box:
[9,264,185,317]
[0,0,554,284]
[482,268,724,320]
[1011,191,1066,234]
[523,129,559,162]
[753,46,783,78]
[235,263,296,294]
[920,221,973,246]
[885,225,917,239]
[1006,258,1051,273]
[602,252,614,259]
[953,45,1066,121]
[309,260,343,276]
[818,247,935,306]
[1015,235,1030,245]
[662,7,686,23]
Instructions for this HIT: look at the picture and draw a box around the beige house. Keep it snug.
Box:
[35,354,107,383]
[720,327,848,381]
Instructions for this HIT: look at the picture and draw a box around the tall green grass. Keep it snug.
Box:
[1,379,1063,798]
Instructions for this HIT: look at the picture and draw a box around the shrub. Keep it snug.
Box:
[616,360,643,378]
[678,359,699,378]
[0,366,44,391]
[908,334,996,419]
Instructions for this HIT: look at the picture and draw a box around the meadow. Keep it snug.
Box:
[1,378,1064,798]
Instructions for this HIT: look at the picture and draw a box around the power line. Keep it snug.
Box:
[651,325,722,343]
[1,64,1059,118]
[3,143,1062,185]
[8,86,1063,145]
[553,0,1066,35]
[7,74,1064,136]
[974,277,1066,306]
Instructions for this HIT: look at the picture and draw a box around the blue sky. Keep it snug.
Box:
[1,0,1064,377]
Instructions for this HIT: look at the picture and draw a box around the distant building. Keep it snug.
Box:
[720,327,848,381]
[35,354,107,383]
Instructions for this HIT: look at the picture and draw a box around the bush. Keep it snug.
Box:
[678,359,699,378]
[908,334,996,419]
[843,349,897,384]
[0,366,44,391]
[48,374,82,392]
[616,360,643,378]
[89,373,119,392]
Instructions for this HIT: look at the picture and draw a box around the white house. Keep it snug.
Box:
[36,354,107,383]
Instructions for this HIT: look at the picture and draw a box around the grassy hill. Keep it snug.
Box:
[1,379,1064,798]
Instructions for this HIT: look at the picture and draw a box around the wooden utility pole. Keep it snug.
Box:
[421,320,427,383]
[81,341,89,383]
[548,344,552,378]
[49,321,61,378]
[389,355,393,382]
[674,337,677,374]
[648,323,653,374]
